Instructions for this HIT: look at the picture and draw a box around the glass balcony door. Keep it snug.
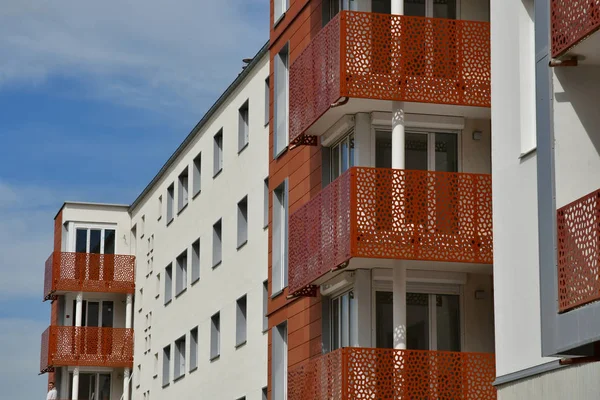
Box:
[371,0,457,18]
[74,227,116,283]
[69,372,112,400]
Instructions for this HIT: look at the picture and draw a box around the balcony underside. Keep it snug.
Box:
[552,0,600,62]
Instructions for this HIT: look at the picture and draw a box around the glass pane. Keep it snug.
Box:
[102,301,114,328]
[341,293,349,347]
[404,0,426,16]
[435,133,458,172]
[433,0,457,19]
[405,133,429,170]
[375,291,394,348]
[103,230,115,255]
[372,0,391,14]
[331,145,340,180]
[349,133,355,168]
[98,374,111,400]
[76,229,87,253]
[89,230,101,254]
[77,373,93,400]
[375,131,392,168]
[87,302,100,327]
[436,294,461,351]
[407,293,429,350]
[331,298,340,350]
[341,139,349,174]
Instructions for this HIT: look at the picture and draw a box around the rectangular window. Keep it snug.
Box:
[175,250,188,296]
[264,178,269,229]
[330,132,355,181]
[190,327,198,371]
[212,219,222,267]
[191,239,200,284]
[236,295,247,346]
[272,181,288,293]
[272,322,288,400]
[138,288,143,312]
[140,215,145,238]
[155,273,161,298]
[154,352,159,377]
[264,77,270,126]
[162,345,171,387]
[174,335,186,379]
[167,183,175,223]
[178,167,189,212]
[164,264,172,305]
[263,280,269,331]
[137,364,141,387]
[210,312,220,360]
[148,311,152,328]
[273,45,289,157]
[330,291,355,350]
[274,0,289,24]
[158,195,162,220]
[193,152,201,196]
[262,387,268,400]
[238,100,249,152]
[237,196,248,248]
[214,129,223,177]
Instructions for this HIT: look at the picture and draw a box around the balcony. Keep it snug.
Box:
[288,167,492,295]
[43,252,135,300]
[557,188,600,312]
[288,347,496,400]
[289,11,490,145]
[40,326,134,372]
[551,0,600,61]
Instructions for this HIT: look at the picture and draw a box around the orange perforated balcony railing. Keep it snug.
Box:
[288,167,493,295]
[43,252,135,300]
[289,11,490,145]
[40,326,134,373]
[288,347,496,400]
[551,0,600,58]
[557,188,600,312]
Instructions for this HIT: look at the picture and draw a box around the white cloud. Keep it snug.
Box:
[0,0,268,114]
[0,318,48,399]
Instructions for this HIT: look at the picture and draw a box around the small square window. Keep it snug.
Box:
[178,167,189,212]
[238,100,249,152]
[236,295,247,347]
[213,219,222,268]
[210,312,220,360]
[214,129,223,177]
[193,152,202,197]
[237,196,248,249]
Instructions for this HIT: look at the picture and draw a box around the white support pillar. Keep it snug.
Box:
[393,266,407,349]
[392,104,406,170]
[75,293,83,327]
[125,294,133,329]
[123,368,131,400]
[71,367,79,400]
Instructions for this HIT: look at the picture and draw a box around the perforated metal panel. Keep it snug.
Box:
[289,11,491,145]
[557,189,600,312]
[288,347,497,400]
[551,0,600,58]
[288,167,493,295]
[43,252,136,300]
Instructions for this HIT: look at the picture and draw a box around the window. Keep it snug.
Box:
[323,0,346,26]
[178,167,189,212]
[263,280,269,331]
[140,215,145,238]
[155,273,161,298]
[138,288,143,312]
[264,178,269,229]
[193,152,201,197]
[174,335,186,379]
[274,0,289,24]
[162,345,171,387]
[264,77,270,126]
[238,100,249,152]
[237,196,248,249]
[236,295,247,346]
[212,219,222,267]
[330,132,355,181]
[137,364,141,387]
[272,181,288,294]
[149,311,152,328]
[262,387,268,400]
[176,250,188,296]
[158,195,163,220]
[273,45,289,157]
[214,129,223,177]
[164,264,173,305]
[330,291,355,350]
[167,183,175,223]
[272,322,288,400]
[191,239,200,284]
[190,327,198,371]
[154,352,159,378]
[210,312,220,360]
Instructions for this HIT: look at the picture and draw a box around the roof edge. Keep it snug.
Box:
[55,201,130,220]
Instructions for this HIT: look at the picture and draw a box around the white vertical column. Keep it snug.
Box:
[75,292,83,327]
[123,294,133,400]
[71,367,79,400]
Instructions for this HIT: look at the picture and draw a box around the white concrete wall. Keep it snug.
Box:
[129,54,269,400]
[491,0,554,378]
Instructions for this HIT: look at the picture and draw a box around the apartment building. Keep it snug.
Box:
[40,44,270,400]
[267,0,495,399]
[492,0,600,398]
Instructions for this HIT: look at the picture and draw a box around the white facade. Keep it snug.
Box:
[129,50,269,400]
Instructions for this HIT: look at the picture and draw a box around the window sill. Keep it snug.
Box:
[157,216,162,222]
[189,366,198,374]
[212,260,222,269]
[192,189,201,200]
[164,299,172,307]
[238,142,249,154]
[177,203,188,215]
[191,277,200,286]
[264,121,269,128]
[273,12,286,28]
[140,233,145,239]
[155,293,160,299]
[519,147,537,159]
[235,340,247,349]
[274,145,288,160]
[166,217,174,227]
[162,383,170,389]
[175,288,187,298]
[153,374,158,379]
[236,239,248,251]
[174,373,185,383]
[263,224,269,230]
[271,288,285,299]
[213,169,223,179]
[210,354,220,362]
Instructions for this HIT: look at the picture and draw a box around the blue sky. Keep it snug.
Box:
[0,1,267,398]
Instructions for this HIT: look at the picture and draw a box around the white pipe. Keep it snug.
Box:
[392,103,406,169]
[122,368,131,400]
[391,0,404,15]
[125,294,133,330]
[393,265,407,349]
[71,367,79,400]
[75,293,83,327]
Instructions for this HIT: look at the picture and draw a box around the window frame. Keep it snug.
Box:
[238,100,250,152]
[272,321,288,400]
[212,219,222,268]
[166,183,175,224]
[213,129,224,177]
[236,294,248,347]
[210,312,221,360]
[272,180,289,295]
[192,152,202,198]
[162,345,171,387]
[164,264,173,305]
[190,327,198,372]
[191,238,200,284]
[273,44,289,158]
[175,249,188,297]
[237,196,248,249]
